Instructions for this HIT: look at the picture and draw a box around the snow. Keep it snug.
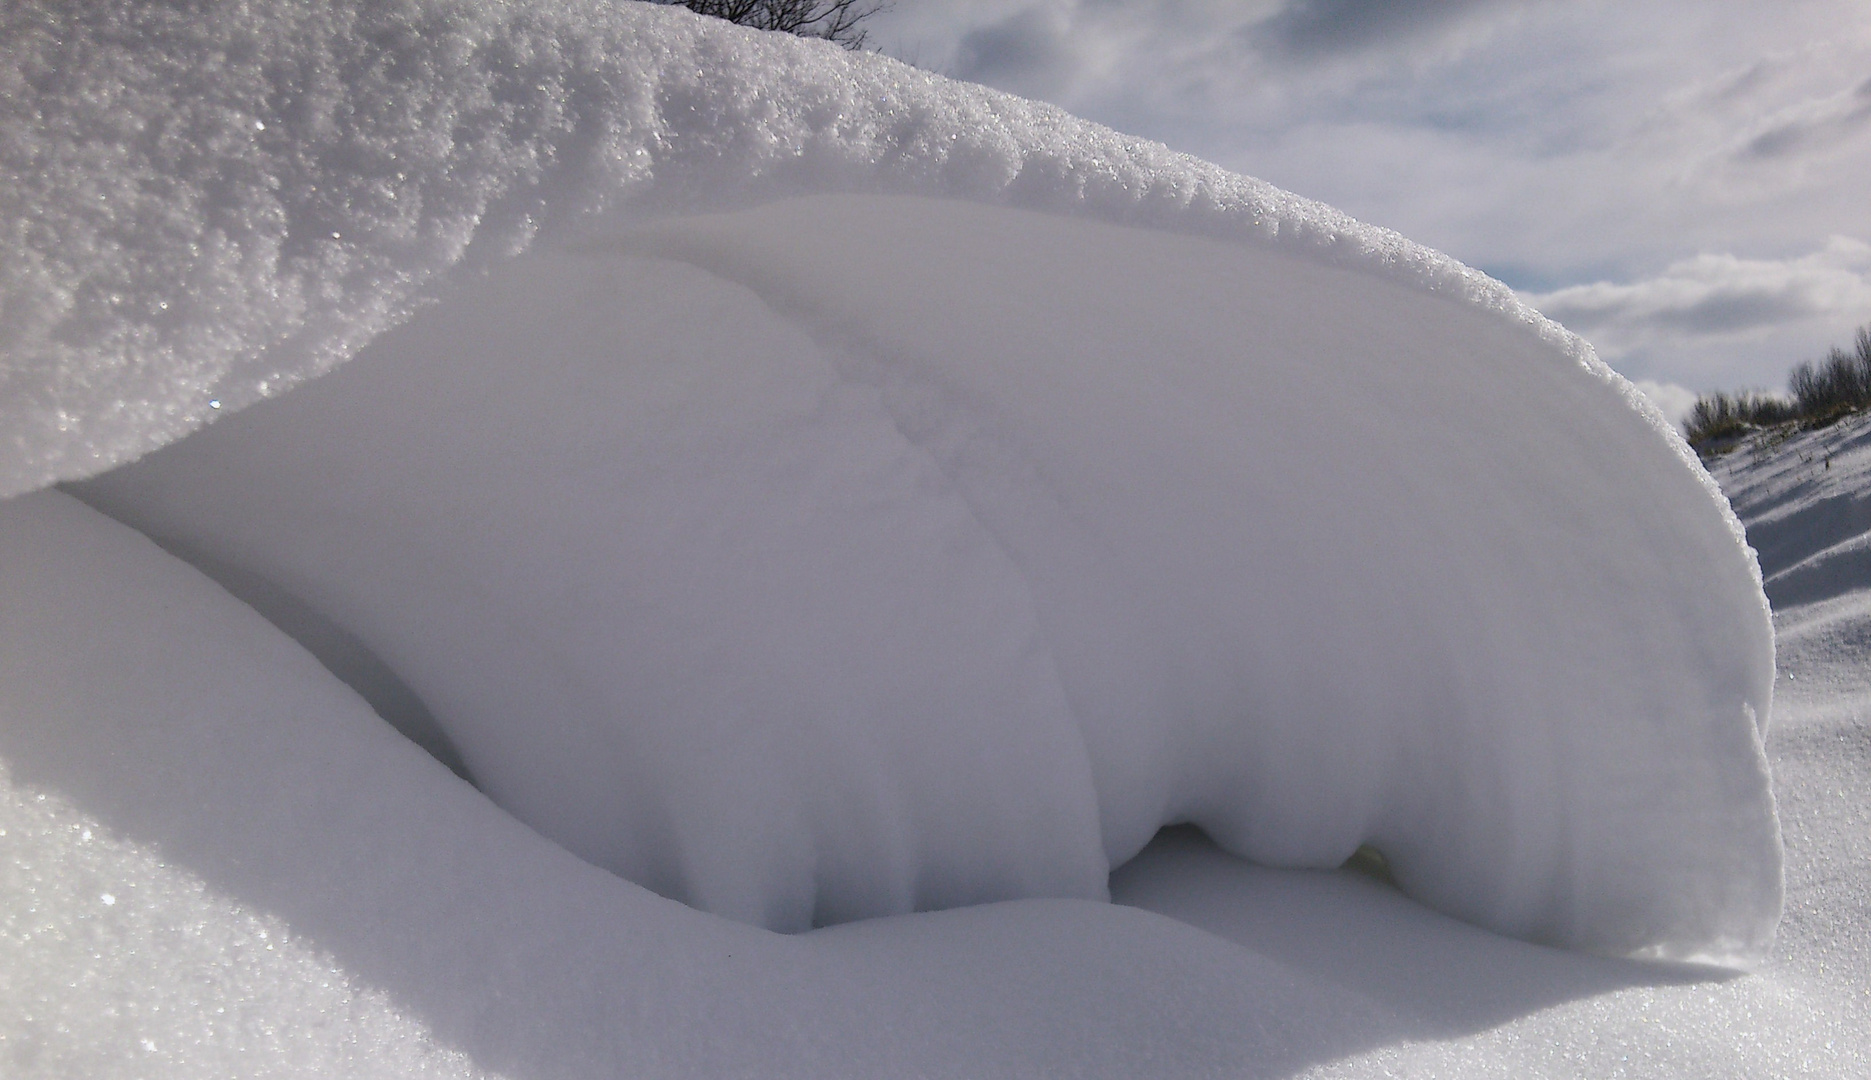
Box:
[65,190,1778,957]
[0,0,1858,1076]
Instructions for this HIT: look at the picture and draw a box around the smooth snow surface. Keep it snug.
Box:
[0,0,1829,1076]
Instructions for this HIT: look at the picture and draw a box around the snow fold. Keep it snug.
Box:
[9,0,1780,965]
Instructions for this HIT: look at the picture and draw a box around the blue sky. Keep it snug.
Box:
[865,1,1871,414]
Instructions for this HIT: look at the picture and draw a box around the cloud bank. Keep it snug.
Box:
[870,2,1871,391]
[1529,239,1871,339]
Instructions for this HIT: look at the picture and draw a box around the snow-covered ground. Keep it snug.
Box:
[2,2,1865,1077]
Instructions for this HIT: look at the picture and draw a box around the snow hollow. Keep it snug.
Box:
[0,1,1800,1076]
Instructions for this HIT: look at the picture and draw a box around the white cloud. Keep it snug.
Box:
[1629,379,1699,427]
[1521,239,1871,393]
[1526,238,1871,341]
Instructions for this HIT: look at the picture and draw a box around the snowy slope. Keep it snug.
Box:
[2,0,1853,1077]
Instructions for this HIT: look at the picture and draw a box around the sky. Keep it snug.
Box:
[864,0,1871,415]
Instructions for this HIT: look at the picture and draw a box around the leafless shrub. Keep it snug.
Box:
[1684,323,1871,454]
[655,0,886,49]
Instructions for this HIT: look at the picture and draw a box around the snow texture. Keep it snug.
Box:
[0,0,1824,1076]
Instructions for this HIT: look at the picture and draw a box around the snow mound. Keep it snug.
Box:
[13,0,1777,974]
[71,188,1781,959]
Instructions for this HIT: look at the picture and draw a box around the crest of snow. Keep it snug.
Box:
[3,0,1716,509]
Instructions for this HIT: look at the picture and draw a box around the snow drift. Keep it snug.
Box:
[3,8,1783,1069]
[69,190,1782,957]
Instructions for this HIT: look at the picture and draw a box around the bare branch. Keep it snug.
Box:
[655,0,888,50]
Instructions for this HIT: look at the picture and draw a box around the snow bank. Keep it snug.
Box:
[6,0,1780,1034]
